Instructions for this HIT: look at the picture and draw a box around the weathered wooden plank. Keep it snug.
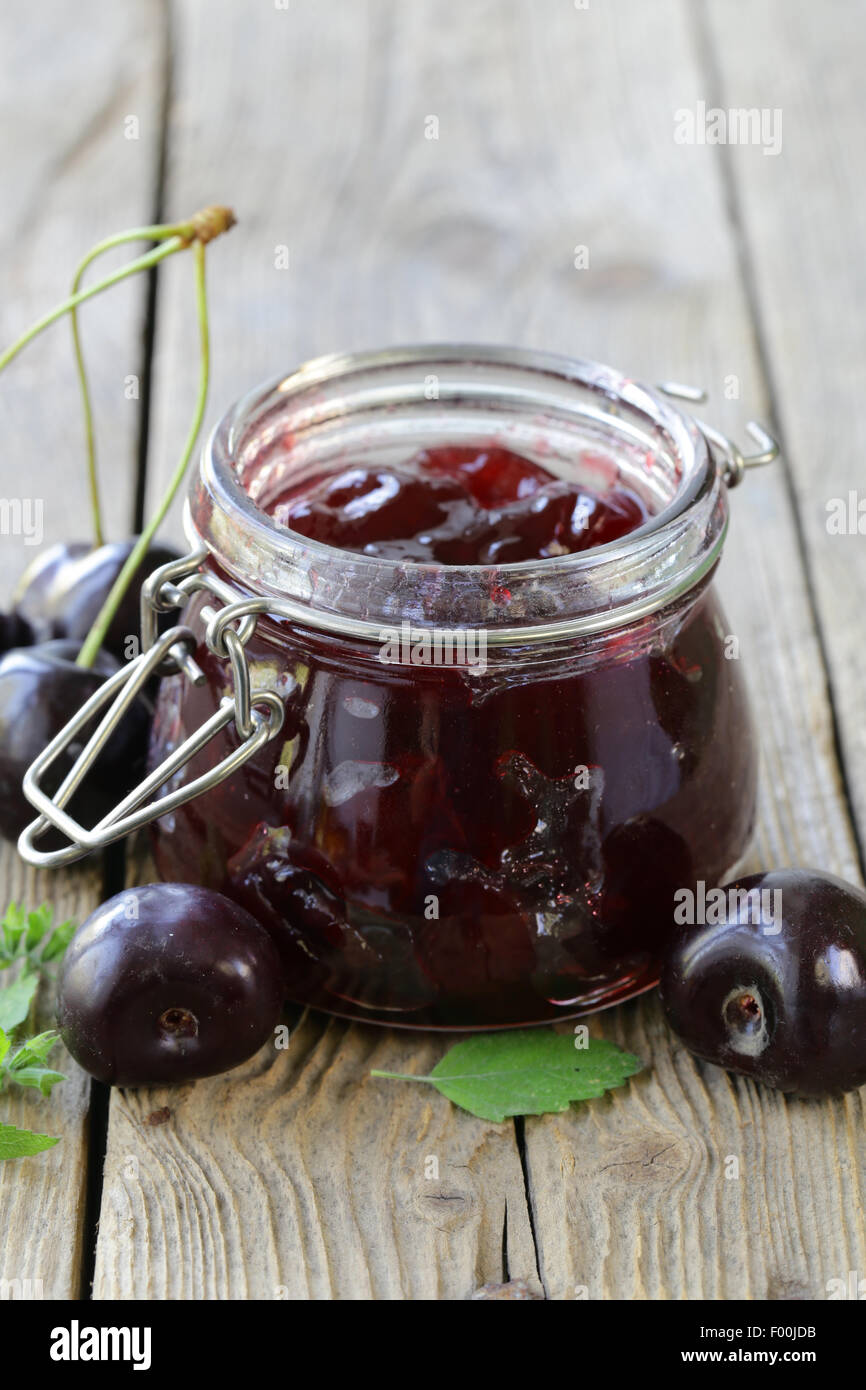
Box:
[0,0,165,1298]
[518,0,865,1299]
[702,0,866,842]
[527,999,866,1301]
[0,0,165,591]
[111,0,864,1301]
[95,992,539,1299]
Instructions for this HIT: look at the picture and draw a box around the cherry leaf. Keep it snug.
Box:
[0,969,39,1035]
[372,1030,642,1123]
[0,1121,59,1160]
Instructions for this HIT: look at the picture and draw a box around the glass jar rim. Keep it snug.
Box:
[186,344,727,642]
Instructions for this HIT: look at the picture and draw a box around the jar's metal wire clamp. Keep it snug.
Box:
[656,382,780,487]
[16,549,285,869]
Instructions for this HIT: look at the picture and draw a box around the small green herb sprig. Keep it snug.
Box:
[0,902,76,1159]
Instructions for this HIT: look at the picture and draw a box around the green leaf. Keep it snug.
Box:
[0,903,75,971]
[1,1034,64,1096]
[0,970,39,1034]
[24,904,53,953]
[9,1067,66,1097]
[0,1121,59,1160]
[2,902,26,933]
[0,902,27,963]
[40,918,76,963]
[8,1031,60,1069]
[372,1031,643,1123]
[0,901,75,1146]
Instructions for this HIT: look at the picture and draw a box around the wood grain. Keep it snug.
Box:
[511,0,866,1300]
[702,0,866,843]
[94,0,866,1300]
[0,0,165,591]
[95,1002,539,1300]
[0,0,164,1298]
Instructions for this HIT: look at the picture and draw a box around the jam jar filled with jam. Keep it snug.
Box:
[147,346,763,1028]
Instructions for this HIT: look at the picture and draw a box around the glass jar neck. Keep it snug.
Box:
[186,345,727,641]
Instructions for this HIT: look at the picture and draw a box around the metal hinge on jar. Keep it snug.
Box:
[17,550,285,868]
[656,381,780,487]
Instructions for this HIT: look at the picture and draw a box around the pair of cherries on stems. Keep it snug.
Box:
[3,210,866,1099]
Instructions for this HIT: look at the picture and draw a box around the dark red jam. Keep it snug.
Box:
[150,444,756,1028]
[267,445,648,563]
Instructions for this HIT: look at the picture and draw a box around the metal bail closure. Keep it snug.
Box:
[17,624,285,869]
[656,382,780,488]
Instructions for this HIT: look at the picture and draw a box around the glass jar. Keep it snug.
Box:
[147,346,757,1029]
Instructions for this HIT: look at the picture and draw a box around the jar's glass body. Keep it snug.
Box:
[149,348,756,1028]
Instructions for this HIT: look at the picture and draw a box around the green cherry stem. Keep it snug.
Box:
[68,221,206,550]
[76,239,211,670]
[0,207,235,379]
[0,238,185,377]
[69,267,103,548]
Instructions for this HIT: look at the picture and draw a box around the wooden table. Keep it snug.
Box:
[2,0,865,1301]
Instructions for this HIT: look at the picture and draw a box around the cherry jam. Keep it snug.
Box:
[151,440,756,1028]
[268,445,648,563]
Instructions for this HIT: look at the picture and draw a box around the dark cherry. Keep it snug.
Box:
[57,884,284,1085]
[227,823,345,996]
[327,911,437,1012]
[11,541,89,634]
[277,466,475,558]
[13,539,181,663]
[0,640,150,845]
[270,445,647,564]
[0,610,34,655]
[660,869,866,1096]
[226,821,437,1012]
[415,444,555,507]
